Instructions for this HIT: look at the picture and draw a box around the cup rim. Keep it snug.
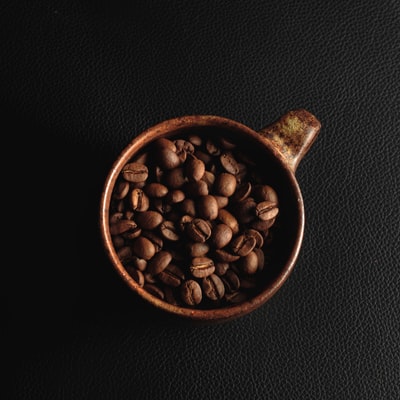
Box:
[99,115,305,322]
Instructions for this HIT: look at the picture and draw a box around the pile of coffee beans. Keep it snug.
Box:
[109,132,280,309]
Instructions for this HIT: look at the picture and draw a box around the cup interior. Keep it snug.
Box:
[100,116,304,321]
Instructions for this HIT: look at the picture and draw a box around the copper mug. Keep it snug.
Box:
[100,109,321,323]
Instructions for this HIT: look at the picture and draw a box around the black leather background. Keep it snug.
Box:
[3,1,400,399]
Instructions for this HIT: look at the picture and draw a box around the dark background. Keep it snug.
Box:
[3,0,399,399]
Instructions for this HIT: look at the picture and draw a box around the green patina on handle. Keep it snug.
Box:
[258,109,321,173]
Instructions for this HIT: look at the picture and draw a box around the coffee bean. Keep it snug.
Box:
[220,152,239,175]
[122,162,148,183]
[255,201,279,221]
[210,223,233,249]
[187,242,210,257]
[217,209,239,235]
[214,172,237,197]
[126,266,145,287]
[135,211,163,230]
[117,246,132,263]
[190,257,215,278]
[214,262,230,276]
[185,154,206,182]
[110,219,138,236]
[185,218,212,242]
[163,167,187,189]
[141,231,164,252]
[230,234,256,256]
[157,147,181,170]
[196,195,218,220]
[252,184,279,204]
[239,250,259,275]
[114,181,130,200]
[181,280,202,306]
[158,264,185,287]
[159,220,180,241]
[130,188,150,212]
[144,283,165,299]
[144,182,169,198]
[147,250,172,275]
[132,236,156,260]
[221,269,240,293]
[202,274,225,301]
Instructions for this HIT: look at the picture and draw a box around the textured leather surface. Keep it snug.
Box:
[3,0,400,399]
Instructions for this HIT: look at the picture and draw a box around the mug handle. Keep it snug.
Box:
[258,109,321,173]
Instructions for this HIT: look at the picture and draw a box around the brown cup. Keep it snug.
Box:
[99,109,321,323]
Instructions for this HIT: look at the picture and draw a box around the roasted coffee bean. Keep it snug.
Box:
[196,195,218,220]
[130,188,150,212]
[232,182,252,202]
[252,184,279,204]
[187,242,210,257]
[144,283,164,299]
[110,219,138,236]
[210,223,233,249]
[158,264,185,287]
[166,189,185,204]
[214,262,230,276]
[141,231,164,252]
[126,266,145,287]
[163,166,186,188]
[178,214,194,232]
[234,197,257,224]
[174,139,195,156]
[225,290,248,304]
[131,256,147,271]
[152,198,172,214]
[221,269,240,293]
[214,172,237,197]
[214,248,241,263]
[230,234,256,257]
[109,212,124,225]
[153,137,177,152]
[250,218,275,234]
[112,235,125,249]
[159,220,180,241]
[255,201,279,221]
[220,152,239,175]
[185,218,212,242]
[147,250,172,275]
[185,154,205,182]
[122,226,142,240]
[157,147,181,170]
[253,247,265,271]
[186,134,202,147]
[122,162,148,182]
[180,198,196,216]
[164,286,180,306]
[117,246,133,263]
[135,211,163,230]
[244,228,264,248]
[239,250,259,275]
[132,236,156,260]
[185,180,209,197]
[202,274,225,301]
[181,279,202,306]
[217,209,239,235]
[114,181,130,200]
[190,257,215,278]
[201,171,215,190]
[214,195,229,209]
[144,182,169,198]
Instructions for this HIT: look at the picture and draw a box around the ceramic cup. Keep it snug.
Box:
[99,109,321,323]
